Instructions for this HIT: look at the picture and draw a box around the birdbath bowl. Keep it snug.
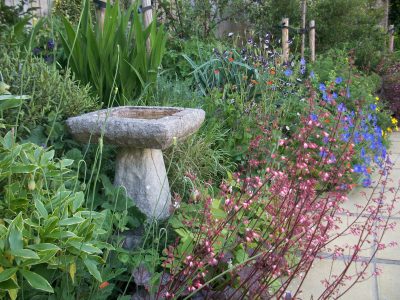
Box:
[66,106,205,220]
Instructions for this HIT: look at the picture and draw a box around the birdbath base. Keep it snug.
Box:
[114,148,171,220]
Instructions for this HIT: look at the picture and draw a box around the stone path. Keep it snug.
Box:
[293,132,400,299]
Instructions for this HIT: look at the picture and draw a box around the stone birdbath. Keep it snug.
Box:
[66,106,205,220]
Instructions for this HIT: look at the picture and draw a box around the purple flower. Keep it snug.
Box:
[44,54,54,63]
[33,47,42,55]
[332,92,338,99]
[300,58,306,65]
[335,77,343,84]
[47,39,55,50]
[284,69,293,77]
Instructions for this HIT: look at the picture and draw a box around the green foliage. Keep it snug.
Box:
[0,109,112,298]
[0,48,99,144]
[61,0,167,106]
[309,0,385,69]
[165,123,234,197]
[158,0,247,38]
[53,0,93,24]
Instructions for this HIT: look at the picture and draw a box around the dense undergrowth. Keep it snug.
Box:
[0,0,399,299]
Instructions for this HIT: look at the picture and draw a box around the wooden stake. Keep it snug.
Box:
[309,20,315,63]
[389,24,395,52]
[282,18,289,63]
[96,0,106,32]
[301,0,307,59]
[142,0,153,53]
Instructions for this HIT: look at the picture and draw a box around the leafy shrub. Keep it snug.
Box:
[61,0,167,106]
[0,89,111,298]
[53,0,90,24]
[309,0,385,69]
[0,48,99,144]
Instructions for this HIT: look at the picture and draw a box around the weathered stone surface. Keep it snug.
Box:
[66,106,205,149]
[115,148,171,219]
[66,106,205,220]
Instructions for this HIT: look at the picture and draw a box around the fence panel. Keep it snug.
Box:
[4,0,52,17]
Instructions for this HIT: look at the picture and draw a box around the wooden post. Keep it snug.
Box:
[309,20,315,63]
[282,18,289,63]
[300,0,307,58]
[389,24,395,52]
[142,0,153,53]
[96,0,107,32]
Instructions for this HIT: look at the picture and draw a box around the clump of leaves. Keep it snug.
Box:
[0,48,99,140]
[61,0,167,106]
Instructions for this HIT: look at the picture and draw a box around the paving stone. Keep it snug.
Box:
[377,263,400,300]
[389,132,400,142]
[291,259,375,299]
[341,187,376,214]
[323,216,376,259]
[375,224,400,261]
[388,141,400,154]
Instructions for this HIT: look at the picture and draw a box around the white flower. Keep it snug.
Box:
[286,126,290,131]
[228,32,234,37]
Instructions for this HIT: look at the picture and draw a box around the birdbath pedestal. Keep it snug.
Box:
[66,106,205,220]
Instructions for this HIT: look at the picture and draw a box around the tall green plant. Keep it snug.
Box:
[61,0,167,106]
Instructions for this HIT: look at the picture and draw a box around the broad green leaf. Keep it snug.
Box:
[20,269,53,293]
[27,243,60,251]
[59,217,85,226]
[0,268,18,283]
[83,258,102,282]
[71,192,85,213]
[8,224,23,251]
[2,131,14,149]
[0,278,19,290]
[13,249,40,260]
[68,241,102,254]
[34,197,48,219]
[10,164,37,173]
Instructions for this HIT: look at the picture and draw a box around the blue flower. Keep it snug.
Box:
[335,77,343,84]
[346,87,351,98]
[353,164,364,173]
[341,132,350,142]
[310,114,318,122]
[300,58,306,65]
[319,83,326,91]
[337,103,346,113]
[319,150,328,158]
[332,92,338,99]
[370,104,377,111]
[284,69,293,77]
[310,71,315,79]
[362,177,372,187]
